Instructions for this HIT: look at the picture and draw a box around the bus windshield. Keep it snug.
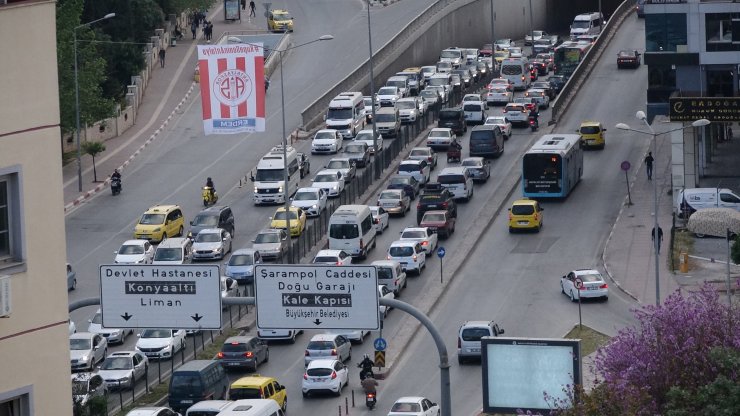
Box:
[523,153,562,194]
[327,108,353,120]
[255,169,284,181]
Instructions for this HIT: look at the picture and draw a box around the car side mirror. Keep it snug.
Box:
[113,251,118,255]
[562,275,566,279]
[137,333,141,337]
[251,239,256,243]
[88,319,92,323]
[603,128,607,131]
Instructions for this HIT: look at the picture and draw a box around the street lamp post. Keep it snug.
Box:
[366,1,380,180]
[489,0,495,64]
[74,13,116,192]
[616,113,710,305]
[528,0,535,58]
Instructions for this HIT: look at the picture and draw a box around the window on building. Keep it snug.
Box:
[0,393,30,416]
[646,13,688,52]
[647,66,677,104]
[705,13,740,52]
[0,170,23,268]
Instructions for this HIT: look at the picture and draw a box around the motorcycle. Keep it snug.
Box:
[202,186,218,206]
[529,116,539,132]
[365,392,377,410]
[359,367,374,381]
[111,177,122,195]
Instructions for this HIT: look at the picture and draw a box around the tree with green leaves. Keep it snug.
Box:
[81,141,106,182]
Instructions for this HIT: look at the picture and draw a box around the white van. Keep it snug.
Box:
[152,238,192,265]
[386,76,410,98]
[371,260,407,296]
[570,12,603,39]
[675,188,740,218]
[185,400,232,416]
[436,167,474,201]
[218,399,284,416]
[326,92,365,139]
[500,58,530,91]
[328,205,377,259]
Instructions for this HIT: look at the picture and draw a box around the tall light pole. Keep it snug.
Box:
[616,113,710,305]
[489,0,495,63]
[74,13,116,192]
[528,0,534,58]
[366,1,380,180]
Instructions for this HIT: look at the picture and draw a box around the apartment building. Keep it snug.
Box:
[0,1,73,415]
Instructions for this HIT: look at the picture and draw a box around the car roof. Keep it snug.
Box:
[306,359,339,369]
[121,239,148,246]
[390,240,418,247]
[108,351,139,358]
[329,157,352,162]
[316,129,337,134]
[371,259,401,267]
[296,187,322,193]
[257,228,282,235]
[381,188,403,194]
[402,227,429,233]
[197,228,223,234]
[462,320,493,328]
[223,336,256,344]
[422,210,448,216]
[395,396,426,403]
[231,249,257,257]
[70,332,96,340]
[574,269,601,275]
[400,159,423,165]
[315,169,342,176]
[430,127,452,133]
[316,249,345,256]
[232,374,278,386]
[439,166,468,175]
[311,333,341,341]
[462,157,485,164]
[143,204,179,214]
[580,121,602,127]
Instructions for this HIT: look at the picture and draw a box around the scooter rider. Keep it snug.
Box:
[529,106,539,127]
[358,354,374,380]
[205,177,216,200]
[111,169,121,181]
[361,375,378,395]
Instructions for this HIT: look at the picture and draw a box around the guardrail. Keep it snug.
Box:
[549,0,634,125]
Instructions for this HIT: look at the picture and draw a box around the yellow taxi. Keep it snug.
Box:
[229,374,287,412]
[577,121,607,149]
[508,198,543,233]
[270,206,306,237]
[493,49,510,64]
[268,9,294,32]
[133,205,185,243]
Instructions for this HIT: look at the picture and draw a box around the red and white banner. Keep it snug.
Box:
[197,44,265,135]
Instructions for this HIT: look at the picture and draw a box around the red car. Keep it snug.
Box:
[617,49,641,69]
[419,210,456,239]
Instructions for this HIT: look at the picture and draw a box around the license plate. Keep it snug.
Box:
[427,205,438,208]
[263,199,274,203]
[228,362,241,366]
[470,348,480,353]
[518,221,528,225]
[589,286,598,291]
[587,139,595,143]
[383,203,395,208]
[181,400,193,404]
[145,352,157,357]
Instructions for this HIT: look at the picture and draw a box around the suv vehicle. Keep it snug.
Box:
[374,106,401,138]
[133,205,185,243]
[188,205,234,239]
[416,183,457,224]
[457,320,505,364]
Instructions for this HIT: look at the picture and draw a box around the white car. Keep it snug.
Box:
[135,329,186,360]
[525,88,551,109]
[486,87,513,105]
[399,227,438,255]
[426,128,454,149]
[408,147,438,170]
[507,46,523,58]
[387,240,426,275]
[503,103,530,125]
[560,269,609,301]
[354,129,383,154]
[311,169,345,198]
[97,351,149,390]
[419,89,441,107]
[525,30,547,45]
[425,85,449,104]
[369,206,390,233]
[192,228,232,261]
[291,187,328,217]
[378,284,395,317]
[88,308,132,344]
[463,93,487,109]
[397,159,431,185]
[70,332,108,372]
[311,129,343,154]
[325,157,356,183]
[388,396,440,416]
[484,116,512,139]
[396,97,420,123]
[312,249,352,266]
[114,239,154,264]
[376,86,402,107]
[302,359,349,397]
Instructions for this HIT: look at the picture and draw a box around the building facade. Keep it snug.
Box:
[0,1,73,415]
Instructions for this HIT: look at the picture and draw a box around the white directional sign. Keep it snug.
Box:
[254,265,379,330]
[99,264,222,330]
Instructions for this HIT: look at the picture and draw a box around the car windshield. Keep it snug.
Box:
[423,213,446,222]
[389,246,414,257]
[315,131,336,141]
[254,169,284,181]
[101,357,133,370]
[390,402,422,412]
[463,104,482,111]
[409,149,429,157]
[364,98,373,106]
[421,91,436,99]
[374,113,396,123]
[228,254,253,266]
[387,80,405,88]
[572,20,590,29]
[377,267,392,279]
[398,164,420,173]
[578,273,604,282]
[327,160,349,169]
[329,224,359,239]
[221,343,248,352]
[307,368,334,377]
[580,126,601,134]
[438,174,465,184]
[314,174,337,183]
[255,233,279,244]
[195,232,221,243]
[401,230,425,239]
[512,204,535,215]
[486,117,506,125]
[273,211,299,220]
[192,214,219,227]
[345,145,364,153]
[139,213,165,225]
[462,327,490,341]
[294,191,318,201]
[439,111,461,121]
[327,108,352,120]
[440,50,460,59]
[141,329,172,338]
[70,338,92,350]
[118,244,144,255]
[389,177,409,186]
[378,87,396,95]
[170,375,203,395]
[154,248,181,261]
[313,256,337,263]
[379,191,400,200]
[355,132,373,141]
[462,160,481,168]
[396,101,416,110]
[307,341,334,350]
[428,78,447,86]
[229,388,262,400]
[428,130,450,138]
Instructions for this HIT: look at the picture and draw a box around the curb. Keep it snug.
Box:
[64,83,197,214]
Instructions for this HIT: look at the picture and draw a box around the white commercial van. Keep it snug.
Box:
[328,205,377,259]
[386,76,410,98]
[152,238,192,265]
[675,188,740,218]
[570,12,603,39]
[326,92,365,139]
[439,47,464,68]
[500,58,530,91]
[217,399,284,416]
[436,167,474,201]
[251,145,300,205]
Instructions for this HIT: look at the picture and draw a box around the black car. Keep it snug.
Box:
[298,152,311,178]
[548,75,568,94]
[452,69,472,88]
[416,182,457,225]
[189,205,235,238]
[388,174,421,200]
[438,107,466,135]
[342,142,370,168]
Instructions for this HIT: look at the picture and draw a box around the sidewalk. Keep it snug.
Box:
[62,6,262,212]
[602,131,677,305]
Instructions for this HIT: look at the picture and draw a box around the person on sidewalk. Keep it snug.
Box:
[207,21,213,41]
[190,21,197,39]
[652,226,664,254]
[249,1,256,17]
[644,151,654,180]
[241,0,246,10]
[158,48,166,68]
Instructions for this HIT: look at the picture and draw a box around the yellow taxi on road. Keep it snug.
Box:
[229,374,287,412]
[270,206,306,237]
[508,198,543,233]
[268,9,294,32]
[493,49,510,64]
[133,205,185,243]
[577,121,607,149]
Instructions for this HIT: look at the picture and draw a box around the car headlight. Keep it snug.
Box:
[80,355,89,363]
[312,204,318,209]
[278,186,283,193]
[332,185,338,191]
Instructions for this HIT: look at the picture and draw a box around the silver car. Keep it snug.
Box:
[97,351,149,390]
[408,147,438,170]
[354,129,383,154]
[377,189,411,216]
[225,248,262,284]
[252,229,289,261]
[326,157,356,183]
[192,228,232,261]
[304,334,352,366]
[461,157,491,183]
[70,332,108,372]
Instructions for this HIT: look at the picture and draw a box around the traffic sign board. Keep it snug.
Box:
[254,264,379,330]
[374,337,387,351]
[437,247,446,258]
[99,264,222,330]
[374,350,386,367]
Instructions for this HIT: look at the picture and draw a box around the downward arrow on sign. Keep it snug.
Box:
[313,319,322,325]
[191,314,203,322]
[121,313,133,321]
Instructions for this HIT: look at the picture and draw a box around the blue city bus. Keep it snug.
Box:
[522,134,583,198]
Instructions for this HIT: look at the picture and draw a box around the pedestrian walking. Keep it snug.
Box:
[249,1,256,17]
[644,151,654,180]
[241,0,246,10]
[158,48,166,68]
[652,226,664,254]
[727,125,733,142]
[190,21,197,39]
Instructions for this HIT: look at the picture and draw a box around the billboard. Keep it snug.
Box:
[482,337,581,414]
[224,0,241,21]
[198,44,265,135]
[669,97,740,122]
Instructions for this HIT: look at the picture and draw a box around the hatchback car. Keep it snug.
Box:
[304,334,352,366]
[133,205,185,243]
[312,169,345,197]
[114,239,155,264]
[312,249,352,266]
[325,157,356,183]
[420,210,456,239]
[396,97,421,123]
[354,129,383,154]
[252,229,288,261]
[426,127,455,150]
[71,372,107,406]
[88,308,132,344]
[97,351,149,390]
[461,157,491,183]
[388,397,440,416]
[388,174,420,200]
[503,103,529,125]
[291,187,328,217]
[577,121,607,149]
[270,206,307,237]
[225,249,262,284]
[508,198,544,232]
[135,329,186,360]
[216,336,269,371]
[399,227,438,255]
[387,240,426,275]
[302,359,349,397]
[377,189,411,216]
[457,320,505,364]
[408,147,438,170]
[561,269,609,301]
[311,129,343,154]
[369,206,390,234]
[397,159,431,185]
[70,332,108,372]
[343,142,371,168]
[192,228,233,260]
[525,88,550,109]
[188,205,235,238]
[486,86,513,106]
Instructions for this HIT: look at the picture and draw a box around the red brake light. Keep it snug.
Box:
[367,393,375,399]
[441,202,448,208]
[421,241,428,246]
[305,350,310,356]
[331,371,337,379]
[336,261,342,266]
[303,373,308,380]
[600,284,609,289]
[244,351,253,358]
[417,203,421,209]
[216,352,224,359]
[331,349,337,356]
